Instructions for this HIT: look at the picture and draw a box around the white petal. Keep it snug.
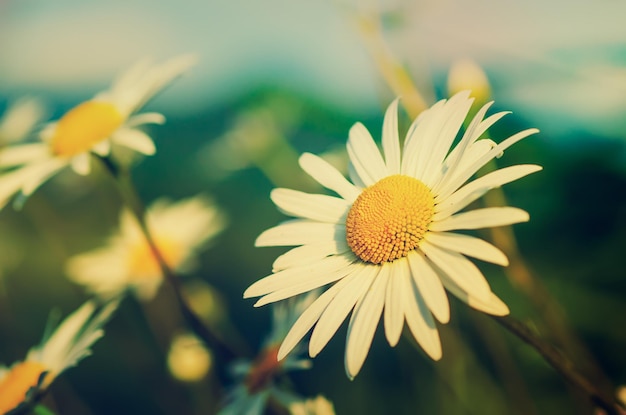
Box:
[0,143,50,167]
[19,158,67,197]
[420,92,474,187]
[419,240,491,303]
[425,232,509,266]
[91,140,111,156]
[344,265,388,379]
[436,128,539,199]
[272,240,350,272]
[434,164,542,219]
[383,260,406,346]
[270,188,349,223]
[431,207,529,232]
[439,273,509,316]
[70,153,91,176]
[347,122,387,186]
[299,153,360,202]
[407,251,450,323]
[112,128,156,155]
[244,254,355,299]
[277,276,350,360]
[0,161,60,208]
[347,162,366,189]
[403,274,442,360]
[255,220,344,247]
[126,112,166,127]
[381,99,401,174]
[309,264,377,357]
[401,99,448,178]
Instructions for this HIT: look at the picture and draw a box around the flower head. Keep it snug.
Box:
[244,91,541,378]
[220,292,317,415]
[0,299,118,413]
[66,194,226,300]
[0,55,196,209]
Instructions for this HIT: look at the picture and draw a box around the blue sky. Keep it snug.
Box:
[1,0,625,138]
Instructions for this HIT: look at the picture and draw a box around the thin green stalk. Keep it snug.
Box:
[492,314,623,415]
[96,155,241,367]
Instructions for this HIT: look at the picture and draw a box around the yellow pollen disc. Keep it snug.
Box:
[346,174,435,264]
[0,361,47,413]
[50,101,124,157]
[128,236,184,280]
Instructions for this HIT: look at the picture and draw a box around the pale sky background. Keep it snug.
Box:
[1,0,625,138]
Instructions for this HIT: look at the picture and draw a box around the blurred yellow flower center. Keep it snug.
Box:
[50,101,124,157]
[346,175,434,264]
[0,361,47,413]
[128,236,184,279]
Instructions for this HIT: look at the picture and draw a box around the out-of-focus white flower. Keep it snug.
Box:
[219,292,317,415]
[289,395,336,415]
[0,299,118,414]
[167,332,213,383]
[447,59,491,106]
[66,194,226,301]
[0,55,196,209]
[0,98,46,145]
[245,91,541,379]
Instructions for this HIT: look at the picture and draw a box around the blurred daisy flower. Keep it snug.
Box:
[66,195,226,301]
[220,292,317,415]
[245,91,541,378]
[0,55,196,209]
[167,331,213,383]
[0,299,118,414]
[0,97,46,145]
[288,395,336,415]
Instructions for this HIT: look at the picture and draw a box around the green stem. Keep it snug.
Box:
[492,314,623,415]
[97,155,241,366]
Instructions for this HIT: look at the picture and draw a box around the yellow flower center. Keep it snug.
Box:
[50,101,124,157]
[128,236,184,280]
[346,175,435,264]
[0,361,47,413]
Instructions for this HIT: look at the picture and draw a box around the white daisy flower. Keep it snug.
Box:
[66,195,226,301]
[0,55,196,209]
[220,292,317,415]
[244,91,541,379]
[0,299,118,414]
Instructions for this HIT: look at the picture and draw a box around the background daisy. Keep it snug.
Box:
[245,91,541,378]
[66,194,226,300]
[0,55,196,209]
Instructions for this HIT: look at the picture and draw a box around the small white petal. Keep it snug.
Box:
[425,232,509,266]
[344,265,388,378]
[270,188,349,223]
[272,240,349,272]
[407,251,450,323]
[309,265,377,357]
[439,272,510,316]
[299,152,360,202]
[347,122,387,185]
[19,158,67,197]
[381,98,401,174]
[112,128,156,155]
[431,207,529,232]
[126,112,166,127]
[255,220,344,247]
[0,143,50,167]
[420,240,491,303]
[434,164,542,219]
[91,140,111,156]
[70,153,91,176]
[383,260,407,346]
[244,254,355,299]
[278,277,349,360]
[403,274,442,360]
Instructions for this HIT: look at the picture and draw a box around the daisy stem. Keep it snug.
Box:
[492,314,623,415]
[96,155,241,366]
